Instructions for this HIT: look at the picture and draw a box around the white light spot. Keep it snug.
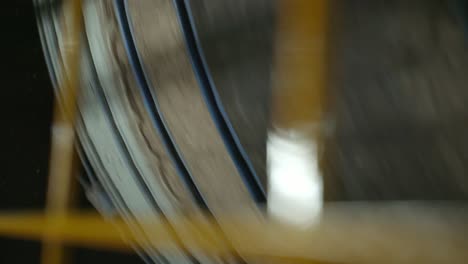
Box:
[267,131,323,226]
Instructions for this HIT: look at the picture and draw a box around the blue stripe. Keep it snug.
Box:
[114,0,209,209]
[172,0,266,203]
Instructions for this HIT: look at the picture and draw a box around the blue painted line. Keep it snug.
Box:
[172,0,266,203]
[79,116,157,264]
[114,0,209,209]
[114,6,251,260]
[83,42,190,263]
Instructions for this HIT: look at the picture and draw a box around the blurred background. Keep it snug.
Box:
[2,0,468,263]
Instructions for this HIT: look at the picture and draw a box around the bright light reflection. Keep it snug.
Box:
[267,131,323,227]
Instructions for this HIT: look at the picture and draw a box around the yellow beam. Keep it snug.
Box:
[272,0,328,129]
[42,0,83,263]
[0,205,466,264]
[0,213,131,251]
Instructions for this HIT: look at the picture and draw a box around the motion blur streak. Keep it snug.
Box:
[268,0,328,226]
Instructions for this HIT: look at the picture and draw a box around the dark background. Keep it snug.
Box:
[0,1,141,263]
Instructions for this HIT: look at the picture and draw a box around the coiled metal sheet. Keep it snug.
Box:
[36,0,274,263]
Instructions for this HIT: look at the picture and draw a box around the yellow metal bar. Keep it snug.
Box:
[268,0,328,224]
[43,111,78,264]
[272,0,327,129]
[0,205,466,264]
[42,0,83,263]
[0,213,132,251]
